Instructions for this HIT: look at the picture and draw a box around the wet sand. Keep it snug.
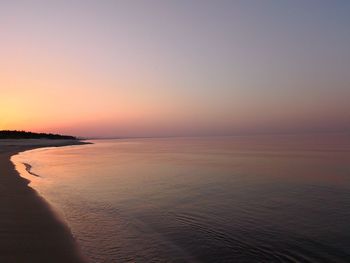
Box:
[0,139,89,263]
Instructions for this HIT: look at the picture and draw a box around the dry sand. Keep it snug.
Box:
[0,139,89,263]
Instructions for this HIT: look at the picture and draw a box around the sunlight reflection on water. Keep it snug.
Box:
[12,135,350,262]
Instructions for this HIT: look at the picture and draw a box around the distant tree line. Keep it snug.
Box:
[0,130,78,140]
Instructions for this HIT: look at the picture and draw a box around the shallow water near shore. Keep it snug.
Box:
[12,135,350,262]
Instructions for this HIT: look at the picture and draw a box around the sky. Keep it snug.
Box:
[1,0,349,137]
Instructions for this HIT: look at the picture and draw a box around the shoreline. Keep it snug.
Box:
[0,139,90,263]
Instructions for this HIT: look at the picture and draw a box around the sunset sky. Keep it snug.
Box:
[1,1,349,137]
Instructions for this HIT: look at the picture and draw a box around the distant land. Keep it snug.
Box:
[0,130,78,140]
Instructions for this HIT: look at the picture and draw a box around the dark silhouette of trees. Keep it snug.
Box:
[0,130,77,140]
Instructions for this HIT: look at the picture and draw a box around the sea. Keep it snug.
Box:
[11,134,350,262]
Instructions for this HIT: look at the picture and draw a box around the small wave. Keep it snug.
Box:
[23,163,41,177]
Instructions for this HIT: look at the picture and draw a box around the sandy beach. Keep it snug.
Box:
[0,139,88,263]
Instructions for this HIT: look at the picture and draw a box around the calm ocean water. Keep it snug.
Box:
[12,135,350,262]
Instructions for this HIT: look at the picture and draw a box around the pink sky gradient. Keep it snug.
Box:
[1,1,349,137]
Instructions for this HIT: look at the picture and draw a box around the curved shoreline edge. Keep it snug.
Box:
[0,139,90,263]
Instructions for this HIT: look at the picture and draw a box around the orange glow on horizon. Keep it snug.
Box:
[1,1,350,137]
